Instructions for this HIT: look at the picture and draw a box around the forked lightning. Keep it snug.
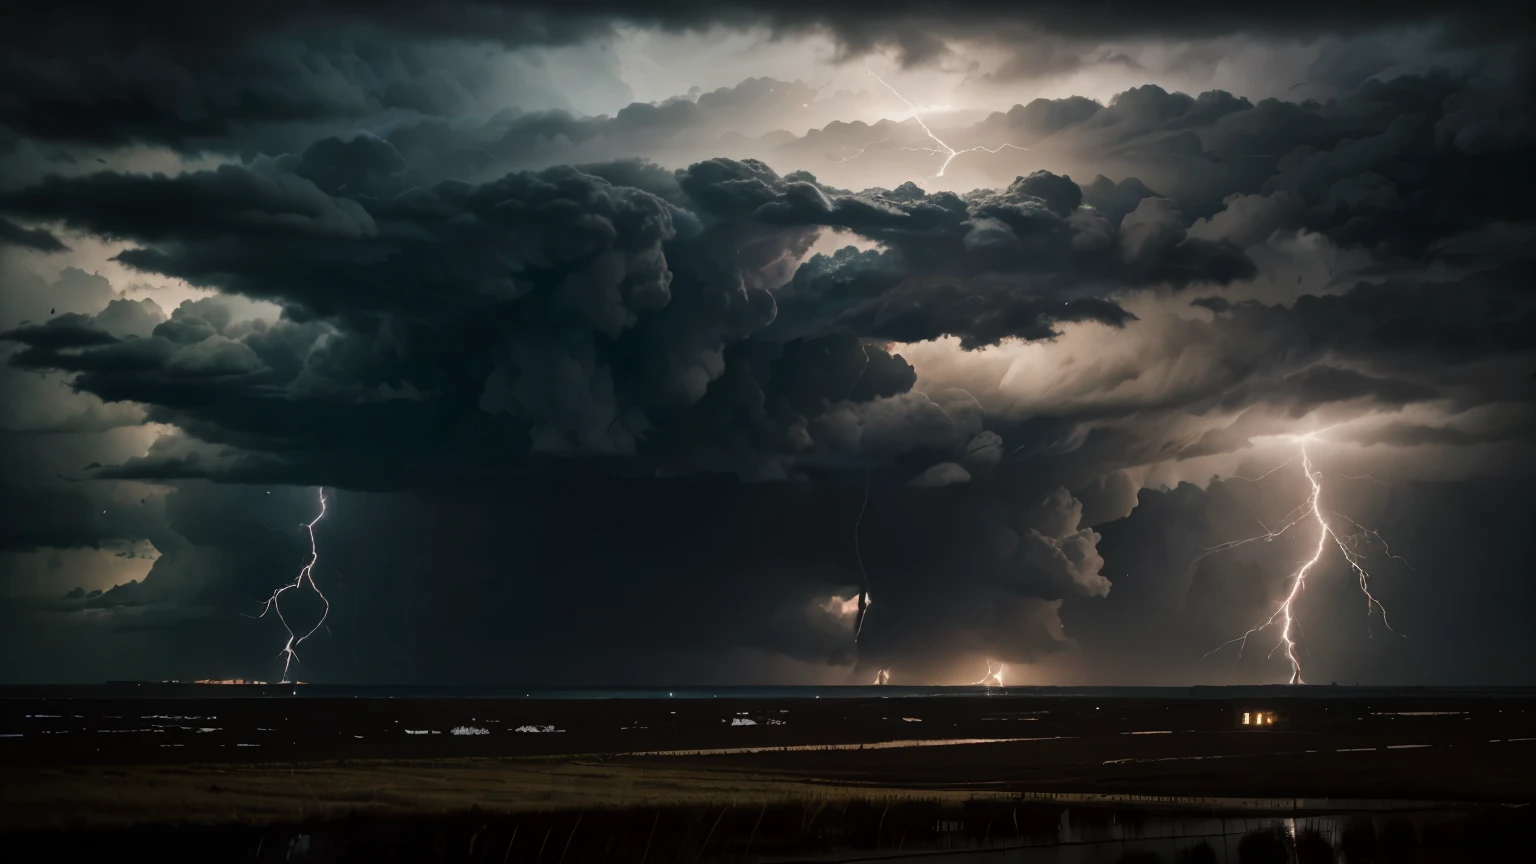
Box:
[861,71,1028,177]
[972,660,1005,687]
[1200,434,1402,683]
[249,487,331,682]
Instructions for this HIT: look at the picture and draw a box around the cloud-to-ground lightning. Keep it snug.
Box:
[862,71,1028,177]
[853,471,873,642]
[971,660,1005,687]
[248,487,331,683]
[1198,434,1403,684]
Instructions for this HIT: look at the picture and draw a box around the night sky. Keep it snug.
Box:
[1,1,1532,686]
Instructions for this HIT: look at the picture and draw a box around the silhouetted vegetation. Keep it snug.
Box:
[2,798,1532,862]
[1238,826,1291,864]
[1178,840,1218,864]
[1341,819,1379,862]
[1295,828,1335,863]
[1179,842,1216,860]
[1383,818,1419,860]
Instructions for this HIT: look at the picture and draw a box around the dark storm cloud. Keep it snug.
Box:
[7,97,1528,519]
[0,149,1185,675]
[1,316,119,353]
[3,1,1526,156]
[927,256,1536,498]
[0,15,640,154]
[1276,268,1536,367]
[12,470,1102,683]
[3,8,1533,686]
[1219,366,1439,418]
[1096,269,1528,423]
[7,2,1525,60]
[473,472,1105,677]
[2,154,1251,490]
[0,481,163,553]
[0,217,68,252]
[1080,175,1160,227]
[380,78,839,187]
[1070,471,1536,685]
[758,171,1252,298]
[0,37,440,152]
[1341,411,1536,448]
[2,167,378,245]
[801,68,1535,246]
[0,484,109,552]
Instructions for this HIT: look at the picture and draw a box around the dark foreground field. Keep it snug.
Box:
[2,687,1533,861]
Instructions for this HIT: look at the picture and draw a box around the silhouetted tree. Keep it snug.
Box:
[1238,827,1290,864]
[1177,843,1217,864]
[1382,819,1419,862]
[1340,820,1378,863]
[1295,829,1334,864]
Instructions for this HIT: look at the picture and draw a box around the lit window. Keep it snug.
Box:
[1243,712,1251,725]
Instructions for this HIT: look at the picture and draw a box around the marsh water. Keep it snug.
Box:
[766,802,1526,862]
[5,799,1527,863]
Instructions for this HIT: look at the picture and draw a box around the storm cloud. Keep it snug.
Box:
[0,1,1532,686]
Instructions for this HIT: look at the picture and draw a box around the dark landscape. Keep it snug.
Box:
[3,686,1533,860]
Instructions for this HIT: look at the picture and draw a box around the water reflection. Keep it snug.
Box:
[7,799,1526,862]
[844,805,1532,862]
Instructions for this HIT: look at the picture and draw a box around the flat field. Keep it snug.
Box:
[3,687,1532,832]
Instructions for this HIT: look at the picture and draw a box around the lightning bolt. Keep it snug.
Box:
[863,71,1029,177]
[834,138,892,163]
[1200,436,1403,684]
[971,660,1005,687]
[853,471,873,642]
[248,487,330,683]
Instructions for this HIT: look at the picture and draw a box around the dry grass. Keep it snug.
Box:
[0,757,1002,832]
